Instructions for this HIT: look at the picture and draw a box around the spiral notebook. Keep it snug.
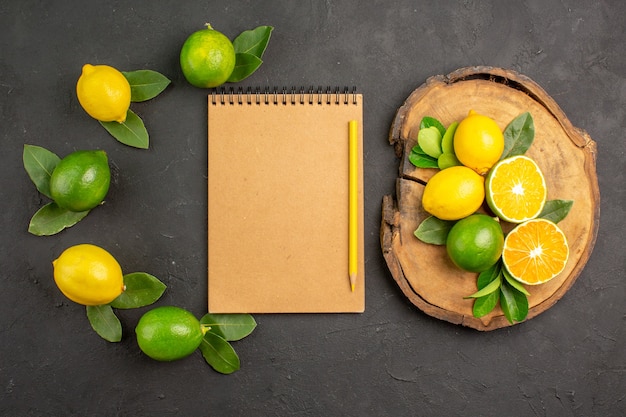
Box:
[208,87,364,313]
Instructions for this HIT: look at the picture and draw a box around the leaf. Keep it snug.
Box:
[464,274,502,299]
[23,144,61,198]
[227,52,263,83]
[501,112,535,159]
[99,109,149,149]
[122,70,171,102]
[232,26,273,59]
[502,267,530,296]
[473,289,500,318]
[419,116,446,137]
[538,199,574,224]
[109,272,166,309]
[409,148,439,168]
[414,216,455,245]
[86,305,122,342]
[199,332,240,374]
[499,279,529,324]
[28,203,90,236]
[200,313,257,341]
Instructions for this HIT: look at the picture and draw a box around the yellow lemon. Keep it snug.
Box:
[52,244,125,306]
[76,64,131,123]
[454,110,504,175]
[422,165,485,220]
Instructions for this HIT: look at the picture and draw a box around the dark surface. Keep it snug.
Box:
[1,1,624,416]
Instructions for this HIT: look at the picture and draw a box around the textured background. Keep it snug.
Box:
[1,1,624,416]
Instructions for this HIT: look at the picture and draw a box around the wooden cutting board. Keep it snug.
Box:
[381,66,600,331]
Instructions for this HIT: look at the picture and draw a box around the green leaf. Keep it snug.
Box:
[417,126,443,159]
[199,332,240,374]
[122,70,171,102]
[227,52,263,83]
[473,289,500,318]
[538,199,574,224]
[441,121,458,154]
[200,313,257,341]
[109,272,166,309]
[464,274,501,299]
[501,112,535,159]
[86,305,122,342]
[232,25,273,59]
[419,116,446,137]
[409,147,439,168]
[414,216,455,245]
[499,279,529,324]
[99,109,149,149]
[28,202,90,236]
[23,144,61,198]
[502,267,530,296]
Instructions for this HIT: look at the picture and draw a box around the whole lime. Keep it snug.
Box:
[135,306,204,362]
[49,150,111,212]
[446,214,504,273]
[180,24,236,88]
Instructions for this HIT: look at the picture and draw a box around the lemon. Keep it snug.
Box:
[49,150,111,212]
[53,244,125,306]
[422,165,485,221]
[180,24,236,88]
[76,64,131,123]
[446,214,504,272]
[454,110,504,175]
[135,306,205,362]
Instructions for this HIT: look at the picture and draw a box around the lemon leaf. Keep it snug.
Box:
[232,26,273,59]
[200,313,257,341]
[414,216,455,245]
[501,112,534,160]
[199,332,240,374]
[122,70,171,102]
[465,274,502,299]
[499,279,529,324]
[409,146,439,168]
[23,144,61,198]
[28,203,90,236]
[471,262,501,318]
[538,199,574,224]
[109,272,167,309]
[99,109,149,149]
[502,267,531,296]
[227,52,263,83]
[419,116,446,137]
[86,305,122,342]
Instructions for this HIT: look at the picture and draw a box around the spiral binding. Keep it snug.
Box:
[210,86,359,106]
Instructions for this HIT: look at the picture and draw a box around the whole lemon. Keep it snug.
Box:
[180,24,236,88]
[53,244,125,306]
[446,214,504,272]
[422,165,485,221]
[135,306,205,362]
[453,110,504,175]
[76,64,131,123]
[49,150,111,212]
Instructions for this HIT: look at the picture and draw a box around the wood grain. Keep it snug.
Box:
[381,66,600,330]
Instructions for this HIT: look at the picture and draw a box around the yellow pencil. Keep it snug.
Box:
[349,120,358,292]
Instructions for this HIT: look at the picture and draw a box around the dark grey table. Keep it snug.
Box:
[1,1,624,416]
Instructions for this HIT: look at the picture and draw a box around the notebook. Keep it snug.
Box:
[208,87,364,313]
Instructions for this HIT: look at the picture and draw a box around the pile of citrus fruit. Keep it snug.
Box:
[412,110,572,322]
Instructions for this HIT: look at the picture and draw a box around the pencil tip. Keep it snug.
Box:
[351,283,355,292]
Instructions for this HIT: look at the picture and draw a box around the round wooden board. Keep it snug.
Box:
[380,66,600,331]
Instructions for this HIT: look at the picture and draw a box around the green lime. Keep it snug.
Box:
[135,306,204,362]
[49,150,111,212]
[446,214,504,272]
[180,24,236,88]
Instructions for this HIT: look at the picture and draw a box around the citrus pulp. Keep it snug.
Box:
[52,244,125,306]
[76,64,131,123]
[422,165,485,221]
[446,214,504,272]
[180,24,236,88]
[49,150,111,212]
[454,110,504,175]
[502,218,569,285]
[135,306,204,362]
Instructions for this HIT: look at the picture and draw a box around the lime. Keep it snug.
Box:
[76,64,131,123]
[454,110,504,175]
[135,306,204,362]
[422,165,485,221]
[49,150,110,212]
[180,24,236,88]
[446,214,504,272]
[52,244,125,306]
